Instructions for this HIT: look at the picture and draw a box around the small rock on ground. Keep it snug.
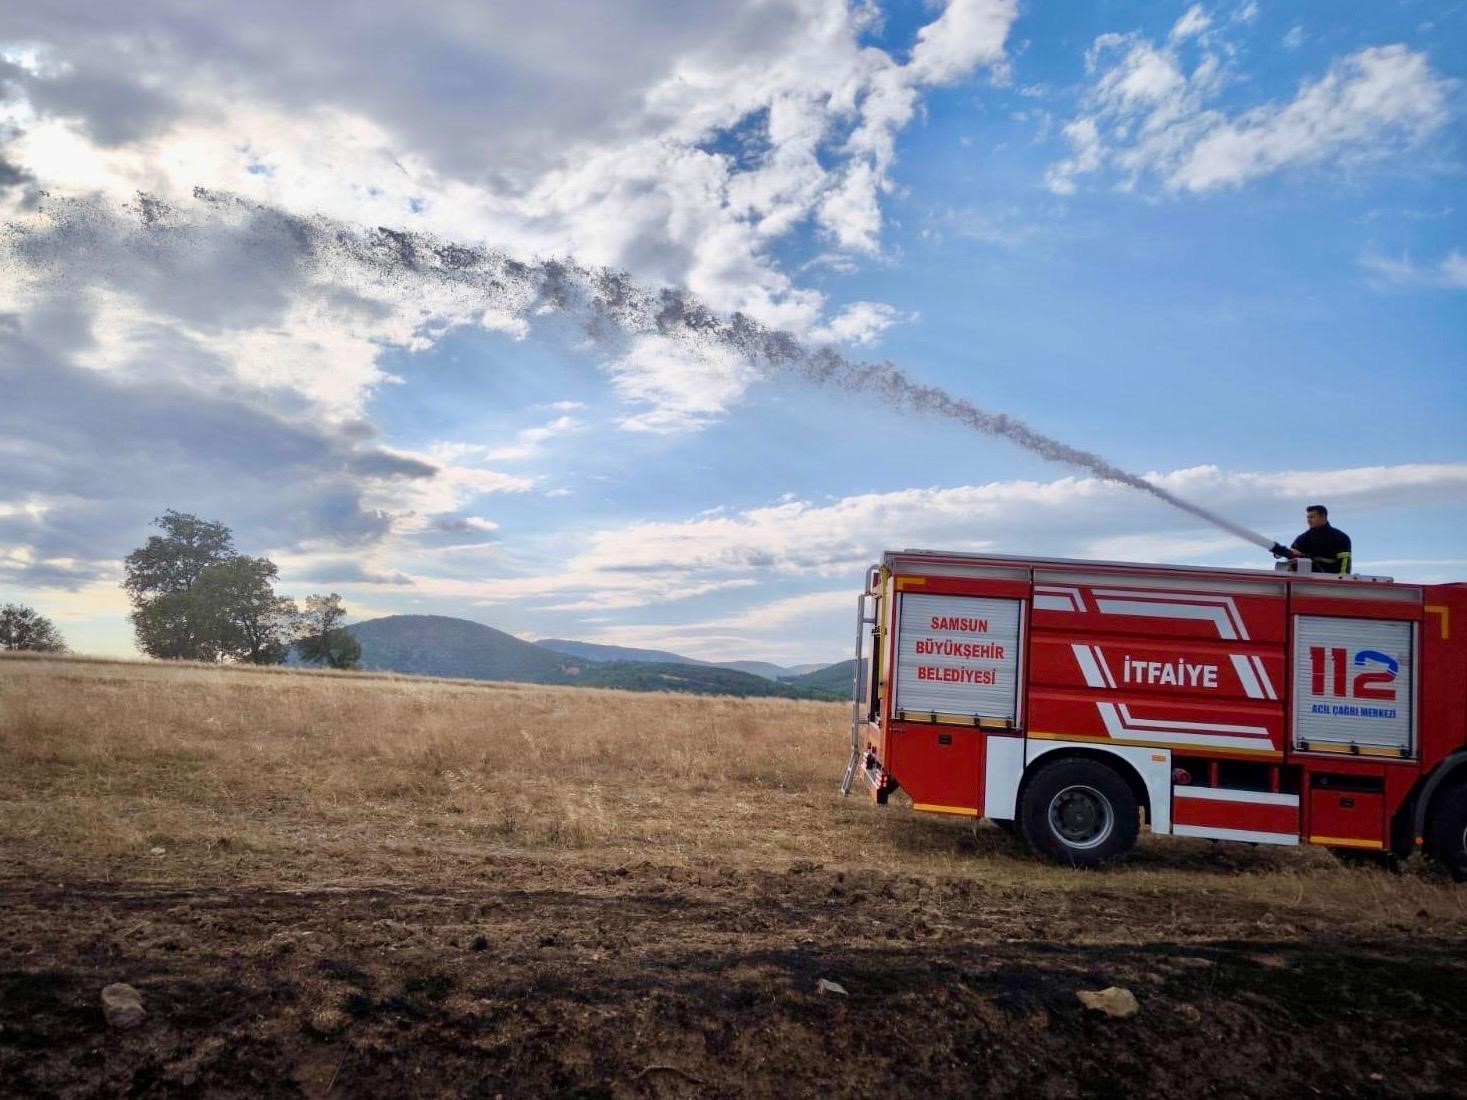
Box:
[1076,986,1138,1019]
[101,983,145,1029]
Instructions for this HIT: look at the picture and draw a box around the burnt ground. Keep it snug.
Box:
[2,855,1466,1099]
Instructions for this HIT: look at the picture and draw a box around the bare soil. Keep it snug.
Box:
[3,851,1466,1099]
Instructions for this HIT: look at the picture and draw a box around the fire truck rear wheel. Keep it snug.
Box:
[1426,784,1467,882]
[1020,757,1140,868]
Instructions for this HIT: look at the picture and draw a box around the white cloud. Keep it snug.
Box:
[1045,117,1104,195]
[702,588,855,630]
[560,462,1467,585]
[361,446,534,533]
[1283,25,1306,51]
[1175,46,1450,191]
[452,517,500,534]
[1169,6,1212,43]
[608,336,757,433]
[1047,28,1452,196]
[939,203,1040,249]
[1358,249,1467,290]
[811,0,1016,253]
[1084,532,1238,563]
[816,160,887,253]
[483,416,583,462]
[909,0,1016,84]
[534,578,760,613]
[1445,253,1467,287]
[810,300,908,345]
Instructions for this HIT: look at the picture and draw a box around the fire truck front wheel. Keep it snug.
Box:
[1426,784,1467,882]
[1020,757,1139,868]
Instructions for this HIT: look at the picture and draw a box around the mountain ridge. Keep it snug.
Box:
[536,637,841,681]
[340,615,846,700]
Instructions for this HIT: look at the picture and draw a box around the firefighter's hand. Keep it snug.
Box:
[1269,542,1292,559]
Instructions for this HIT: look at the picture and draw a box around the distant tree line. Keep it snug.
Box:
[123,510,361,668]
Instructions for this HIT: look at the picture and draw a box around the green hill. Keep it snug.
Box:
[715,660,795,681]
[560,661,838,700]
[536,638,699,666]
[339,616,842,700]
[778,659,863,698]
[538,639,810,681]
[347,615,574,682]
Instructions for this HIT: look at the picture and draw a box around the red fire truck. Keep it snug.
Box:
[842,549,1467,877]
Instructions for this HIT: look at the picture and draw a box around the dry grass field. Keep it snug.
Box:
[3,653,1466,1097]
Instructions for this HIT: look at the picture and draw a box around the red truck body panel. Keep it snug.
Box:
[857,551,1467,854]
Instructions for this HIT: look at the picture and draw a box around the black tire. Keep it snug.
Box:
[1425,784,1467,882]
[1020,757,1140,868]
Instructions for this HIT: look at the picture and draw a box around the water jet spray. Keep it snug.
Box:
[2,191,1280,557]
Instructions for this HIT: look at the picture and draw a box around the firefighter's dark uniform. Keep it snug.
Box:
[1291,524,1352,574]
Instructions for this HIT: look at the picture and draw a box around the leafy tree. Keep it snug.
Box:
[122,512,300,664]
[193,557,300,665]
[124,511,238,660]
[130,591,215,661]
[123,510,236,600]
[0,603,68,653]
[296,593,361,670]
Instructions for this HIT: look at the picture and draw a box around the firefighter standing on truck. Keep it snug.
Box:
[1270,504,1351,574]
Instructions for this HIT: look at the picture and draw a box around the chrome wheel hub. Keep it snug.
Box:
[1048,784,1114,850]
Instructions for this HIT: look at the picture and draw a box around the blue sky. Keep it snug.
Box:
[1,0,1464,664]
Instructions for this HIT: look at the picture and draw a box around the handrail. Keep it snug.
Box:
[839,570,879,795]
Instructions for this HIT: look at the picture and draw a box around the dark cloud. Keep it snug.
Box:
[406,515,501,550]
[428,515,494,534]
[0,73,39,204]
[0,557,101,590]
[0,59,25,99]
[9,196,315,335]
[350,451,437,479]
[2,1,804,180]
[0,327,434,588]
[289,560,413,587]
[0,155,33,190]
[19,70,179,146]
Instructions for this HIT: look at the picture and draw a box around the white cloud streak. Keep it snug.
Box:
[1358,249,1467,291]
[1047,15,1452,197]
[331,460,1467,613]
[1169,6,1212,43]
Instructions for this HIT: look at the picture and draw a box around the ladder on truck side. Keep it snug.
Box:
[839,575,879,796]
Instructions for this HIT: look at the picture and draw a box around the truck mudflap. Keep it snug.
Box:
[858,750,897,805]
